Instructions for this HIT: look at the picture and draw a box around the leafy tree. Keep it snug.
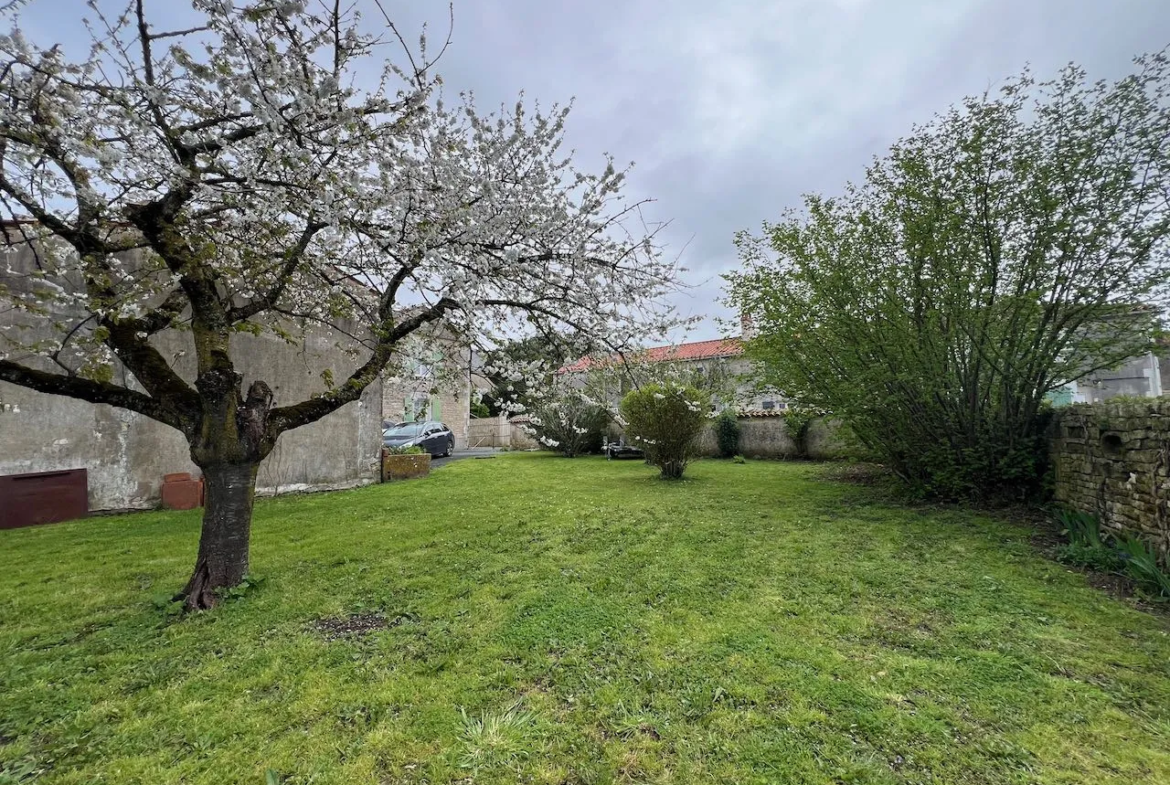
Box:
[714,409,740,458]
[781,406,818,459]
[727,56,1170,500]
[620,384,707,479]
[0,1,681,608]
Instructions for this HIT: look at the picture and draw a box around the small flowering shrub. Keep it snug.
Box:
[620,384,707,479]
[527,393,609,458]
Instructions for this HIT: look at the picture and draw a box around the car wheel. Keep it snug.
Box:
[444,438,453,457]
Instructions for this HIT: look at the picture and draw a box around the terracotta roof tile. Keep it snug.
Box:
[561,337,743,373]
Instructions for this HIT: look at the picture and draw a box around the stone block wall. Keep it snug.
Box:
[1051,399,1170,560]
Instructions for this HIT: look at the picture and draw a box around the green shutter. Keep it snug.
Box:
[431,396,442,420]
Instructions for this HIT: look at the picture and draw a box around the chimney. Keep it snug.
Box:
[740,312,757,341]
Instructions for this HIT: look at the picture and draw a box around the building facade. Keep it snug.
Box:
[561,336,785,411]
[0,241,384,510]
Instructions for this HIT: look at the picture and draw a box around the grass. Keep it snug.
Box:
[1,453,1169,784]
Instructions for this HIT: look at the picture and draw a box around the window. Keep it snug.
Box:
[762,400,775,410]
[405,392,429,422]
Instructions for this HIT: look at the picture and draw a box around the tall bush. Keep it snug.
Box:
[727,57,1170,500]
[527,394,608,457]
[714,409,740,458]
[620,384,708,478]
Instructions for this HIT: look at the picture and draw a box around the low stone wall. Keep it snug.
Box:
[381,452,431,481]
[1051,399,1170,560]
[684,415,853,460]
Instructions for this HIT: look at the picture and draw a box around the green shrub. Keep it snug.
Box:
[781,407,817,458]
[1055,543,1125,573]
[714,410,740,458]
[732,455,747,465]
[384,445,425,455]
[1057,508,1106,549]
[620,384,708,479]
[1116,535,1170,600]
[725,56,1170,501]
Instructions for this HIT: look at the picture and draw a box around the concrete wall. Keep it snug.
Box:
[510,421,538,450]
[0,245,383,510]
[467,415,509,448]
[1051,399,1170,560]
[465,414,537,450]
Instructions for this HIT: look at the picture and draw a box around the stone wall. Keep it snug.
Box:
[1051,399,1170,559]
[692,415,852,460]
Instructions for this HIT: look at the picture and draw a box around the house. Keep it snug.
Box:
[379,323,473,449]
[1047,308,1166,405]
[560,332,785,411]
[1048,353,1164,405]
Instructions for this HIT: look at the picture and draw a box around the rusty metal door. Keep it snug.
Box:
[0,468,88,529]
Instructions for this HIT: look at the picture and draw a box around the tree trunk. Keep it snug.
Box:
[179,462,260,611]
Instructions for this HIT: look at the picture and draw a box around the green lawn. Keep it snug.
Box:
[2,454,1169,784]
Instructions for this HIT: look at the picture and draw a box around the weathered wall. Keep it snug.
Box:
[0,245,383,510]
[465,414,537,450]
[1051,399,1170,560]
[510,420,538,450]
[467,415,508,448]
[806,418,853,460]
[692,415,851,460]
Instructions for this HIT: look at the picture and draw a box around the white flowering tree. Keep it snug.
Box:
[0,0,681,608]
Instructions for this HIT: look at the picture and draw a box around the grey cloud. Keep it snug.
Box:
[18,0,1170,340]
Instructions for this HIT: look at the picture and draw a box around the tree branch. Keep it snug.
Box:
[0,359,186,428]
[267,297,460,434]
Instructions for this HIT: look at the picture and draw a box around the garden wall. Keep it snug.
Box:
[467,415,510,448]
[465,414,538,450]
[1051,399,1170,559]
[693,414,850,460]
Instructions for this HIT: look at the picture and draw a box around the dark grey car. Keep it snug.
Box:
[383,421,454,457]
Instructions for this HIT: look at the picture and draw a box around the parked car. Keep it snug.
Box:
[604,437,645,460]
[383,421,455,457]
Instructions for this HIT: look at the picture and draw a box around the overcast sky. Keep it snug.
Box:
[15,1,1170,342]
